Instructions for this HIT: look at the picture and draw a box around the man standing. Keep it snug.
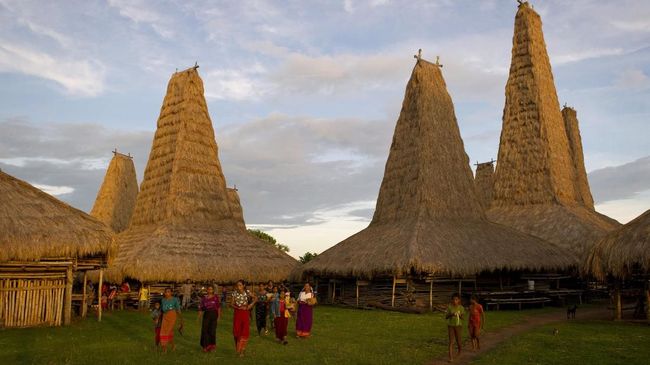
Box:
[180,280,193,309]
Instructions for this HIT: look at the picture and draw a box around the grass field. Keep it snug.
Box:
[0,305,540,365]
[472,320,650,365]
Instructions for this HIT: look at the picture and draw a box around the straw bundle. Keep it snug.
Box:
[487,4,619,258]
[562,106,594,209]
[108,67,296,283]
[586,209,650,280]
[0,171,113,261]
[296,59,573,280]
[90,152,138,233]
[474,161,495,210]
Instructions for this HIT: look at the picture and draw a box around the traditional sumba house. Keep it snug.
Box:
[586,209,650,320]
[90,150,138,233]
[294,56,573,310]
[0,170,113,327]
[474,160,495,210]
[486,2,619,260]
[106,67,296,284]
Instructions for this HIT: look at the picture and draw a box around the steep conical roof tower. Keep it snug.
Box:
[227,187,246,230]
[296,58,572,279]
[90,151,138,233]
[487,3,619,257]
[108,67,296,283]
[474,161,495,210]
[562,106,594,209]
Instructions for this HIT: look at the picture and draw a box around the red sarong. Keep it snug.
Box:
[233,308,250,352]
[159,310,177,346]
[274,317,288,340]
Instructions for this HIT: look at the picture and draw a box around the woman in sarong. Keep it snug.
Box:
[296,282,315,338]
[160,287,183,353]
[198,285,221,352]
[255,283,268,335]
[230,280,256,357]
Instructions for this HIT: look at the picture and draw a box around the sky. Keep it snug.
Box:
[0,0,649,259]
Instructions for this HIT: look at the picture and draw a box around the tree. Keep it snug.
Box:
[299,252,318,264]
[248,229,290,253]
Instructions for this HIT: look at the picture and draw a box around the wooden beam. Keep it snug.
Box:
[356,280,359,307]
[429,280,433,311]
[391,276,396,307]
[614,283,622,320]
[63,265,73,325]
[458,280,462,296]
[98,268,103,322]
[81,271,87,318]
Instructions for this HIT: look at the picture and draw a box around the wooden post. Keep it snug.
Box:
[499,273,503,290]
[63,265,73,325]
[429,280,433,311]
[391,276,396,307]
[332,281,336,303]
[614,282,622,320]
[458,280,462,296]
[81,271,88,318]
[98,268,103,322]
[356,280,359,307]
[646,284,650,325]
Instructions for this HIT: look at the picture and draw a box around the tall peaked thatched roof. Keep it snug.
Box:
[474,161,495,210]
[562,106,594,209]
[296,59,573,279]
[0,170,113,261]
[487,3,619,257]
[107,67,296,283]
[586,209,650,280]
[227,188,246,230]
[90,152,138,233]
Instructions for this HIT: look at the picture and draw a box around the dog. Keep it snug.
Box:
[553,328,559,336]
[567,304,577,319]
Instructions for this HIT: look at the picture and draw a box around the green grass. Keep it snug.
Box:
[472,320,650,365]
[0,305,539,365]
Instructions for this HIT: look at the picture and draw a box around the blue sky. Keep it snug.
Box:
[1,0,649,257]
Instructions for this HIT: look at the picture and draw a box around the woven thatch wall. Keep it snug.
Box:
[227,188,246,230]
[108,68,296,283]
[0,171,113,261]
[90,153,138,233]
[474,161,495,210]
[295,59,573,280]
[562,106,594,209]
[492,3,579,207]
[586,209,650,280]
[487,4,619,258]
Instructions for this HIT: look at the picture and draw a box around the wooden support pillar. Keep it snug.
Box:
[499,273,503,290]
[391,277,396,307]
[646,284,650,324]
[63,265,73,325]
[458,280,462,296]
[356,280,359,307]
[332,281,336,303]
[81,271,88,318]
[98,268,103,322]
[429,280,433,311]
[614,283,622,320]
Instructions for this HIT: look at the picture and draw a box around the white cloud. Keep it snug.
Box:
[615,69,650,90]
[0,42,105,97]
[107,0,175,39]
[552,48,624,65]
[32,184,74,196]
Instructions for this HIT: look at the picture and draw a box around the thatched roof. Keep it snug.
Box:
[107,67,296,283]
[90,152,138,233]
[0,170,113,261]
[474,161,495,210]
[296,59,573,280]
[487,4,619,257]
[586,209,650,280]
[562,106,594,209]
[227,188,246,230]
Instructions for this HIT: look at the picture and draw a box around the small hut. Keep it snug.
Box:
[586,209,650,320]
[294,57,573,310]
[90,150,138,233]
[0,170,113,327]
[474,160,495,210]
[487,3,619,258]
[106,67,297,285]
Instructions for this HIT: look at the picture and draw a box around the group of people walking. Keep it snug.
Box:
[149,281,316,357]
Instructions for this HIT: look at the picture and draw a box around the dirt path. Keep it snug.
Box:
[428,307,609,365]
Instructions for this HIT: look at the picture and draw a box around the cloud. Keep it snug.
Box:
[32,184,74,196]
[588,156,650,203]
[615,69,650,90]
[107,0,175,39]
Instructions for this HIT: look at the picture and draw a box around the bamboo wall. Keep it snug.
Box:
[0,274,66,328]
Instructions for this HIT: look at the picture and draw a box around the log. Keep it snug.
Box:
[367,301,426,314]
[63,266,73,325]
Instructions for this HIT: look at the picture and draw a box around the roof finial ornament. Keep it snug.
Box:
[517,0,530,8]
[112,148,118,155]
[435,55,443,68]
[414,49,422,61]
[193,61,199,69]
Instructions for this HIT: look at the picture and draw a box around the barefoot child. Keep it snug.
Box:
[150,301,162,347]
[445,293,464,362]
[468,295,484,350]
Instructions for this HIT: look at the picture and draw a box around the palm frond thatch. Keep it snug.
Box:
[108,67,296,283]
[562,106,594,209]
[90,152,138,233]
[227,188,246,230]
[474,161,495,211]
[586,209,650,280]
[295,59,573,280]
[0,170,113,261]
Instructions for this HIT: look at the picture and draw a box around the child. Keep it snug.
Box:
[150,301,162,347]
[445,293,465,362]
[468,295,484,350]
[271,288,290,345]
